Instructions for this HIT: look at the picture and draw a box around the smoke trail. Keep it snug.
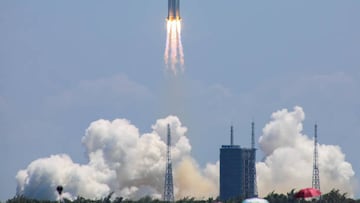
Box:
[164,20,184,74]
[256,106,357,197]
[16,116,218,201]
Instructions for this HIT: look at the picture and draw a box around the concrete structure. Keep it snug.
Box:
[220,124,257,201]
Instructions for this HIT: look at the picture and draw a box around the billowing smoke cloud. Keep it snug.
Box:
[174,157,219,198]
[257,106,357,197]
[16,107,357,200]
[16,116,218,200]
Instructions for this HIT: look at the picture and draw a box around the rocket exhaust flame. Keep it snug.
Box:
[164,20,184,74]
[164,0,184,74]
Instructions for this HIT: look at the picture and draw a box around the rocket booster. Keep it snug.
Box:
[167,0,181,21]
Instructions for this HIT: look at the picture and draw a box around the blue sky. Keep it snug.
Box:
[1,0,360,200]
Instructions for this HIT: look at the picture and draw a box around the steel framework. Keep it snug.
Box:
[312,124,320,191]
[251,122,258,197]
[164,124,174,202]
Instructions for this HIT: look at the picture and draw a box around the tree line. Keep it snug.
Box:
[4,189,360,203]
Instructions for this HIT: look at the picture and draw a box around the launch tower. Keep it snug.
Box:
[312,124,320,191]
[164,124,174,202]
[220,124,257,200]
[250,122,258,197]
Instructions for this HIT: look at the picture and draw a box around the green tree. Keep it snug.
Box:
[319,189,356,203]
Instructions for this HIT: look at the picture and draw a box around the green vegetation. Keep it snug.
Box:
[263,189,360,203]
[5,190,360,203]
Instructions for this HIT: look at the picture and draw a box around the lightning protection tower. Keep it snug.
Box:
[312,124,320,191]
[164,124,174,202]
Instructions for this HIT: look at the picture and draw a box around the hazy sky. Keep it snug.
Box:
[1,0,360,200]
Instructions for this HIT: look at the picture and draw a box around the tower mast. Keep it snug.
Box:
[312,124,320,191]
[164,124,174,202]
[230,125,234,146]
[251,121,255,149]
[251,121,258,197]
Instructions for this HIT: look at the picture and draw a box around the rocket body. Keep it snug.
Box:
[167,0,180,21]
[164,0,184,73]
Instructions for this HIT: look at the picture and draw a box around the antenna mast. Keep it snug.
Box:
[164,124,174,202]
[230,125,234,146]
[312,124,320,191]
[251,121,255,149]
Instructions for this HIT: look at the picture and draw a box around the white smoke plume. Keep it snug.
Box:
[16,116,218,201]
[257,106,357,197]
[16,107,356,200]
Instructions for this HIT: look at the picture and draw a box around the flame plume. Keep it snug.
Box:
[164,19,184,74]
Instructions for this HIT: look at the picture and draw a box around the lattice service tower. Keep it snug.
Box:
[312,124,320,191]
[251,121,258,197]
[164,124,174,202]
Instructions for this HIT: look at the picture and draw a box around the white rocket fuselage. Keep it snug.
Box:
[167,0,180,21]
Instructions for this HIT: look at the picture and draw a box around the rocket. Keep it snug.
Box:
[167,0,181,21]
